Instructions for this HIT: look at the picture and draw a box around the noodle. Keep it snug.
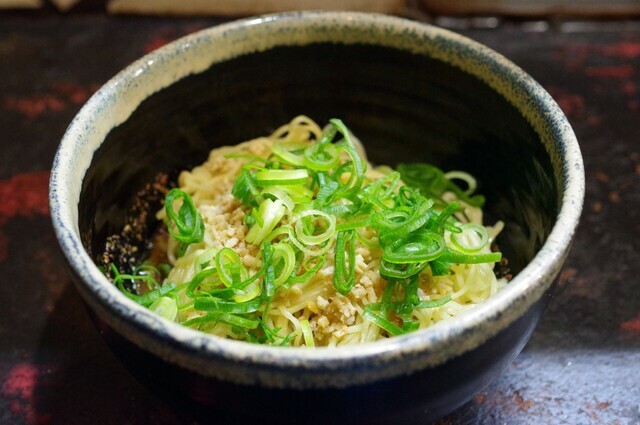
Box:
[141,116,507,347]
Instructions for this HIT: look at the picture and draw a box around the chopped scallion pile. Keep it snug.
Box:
[108,118,502,345]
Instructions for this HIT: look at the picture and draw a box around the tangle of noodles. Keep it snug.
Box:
[151,116,507,347]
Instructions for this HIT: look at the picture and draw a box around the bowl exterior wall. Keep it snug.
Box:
[76,262,553,424]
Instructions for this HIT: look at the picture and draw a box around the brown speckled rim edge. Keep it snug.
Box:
[50,11,584,389]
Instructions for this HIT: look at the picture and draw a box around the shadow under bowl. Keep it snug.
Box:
[50,11,584,424]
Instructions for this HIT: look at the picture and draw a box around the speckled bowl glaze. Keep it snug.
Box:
[50,11,584,424]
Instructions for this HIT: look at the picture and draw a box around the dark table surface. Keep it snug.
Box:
[0,11,639,425]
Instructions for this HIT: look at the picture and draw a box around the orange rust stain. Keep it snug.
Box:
[601,41,640,58]
[559,267,578,283]
[143,35,174,53]
[608,191,621,203]
[2,82,99,120]
[620,315,640,333]
[557,95,585,116]
[586,65,635,79]
[50,81,99,105]
[0,172,50,221]
[0,171,50,263]
[474,393,487,404]
[513,390,534,412]
[3,94,65,120]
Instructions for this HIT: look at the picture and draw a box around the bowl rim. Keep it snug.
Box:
[49,11,584,388]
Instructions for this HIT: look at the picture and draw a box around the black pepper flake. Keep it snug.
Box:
[492,243,512,281]
[100,172,174,280]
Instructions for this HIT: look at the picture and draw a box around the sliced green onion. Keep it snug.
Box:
[397,163,448,201]
[272,141,308,166]
[416,295,452,309]
[336,215,371,232]
[444,171,477,195]
[137,283,177,307]
[186,268,219,298]
[261,242,276,300]
[382,231,445,264]
[429,259,453,276]
[450,223,489,253]
[263,225,292,244]
[379,259,428,279]
[223,153,270,164]
[110,263,176,307]
[261,187,295,212]
[233,280,262,303]
[300,319,315,347]
[333,230,356,295]
[255,169,309,187]
[149,296,178,321]
[402,320,420,333]
[194,297,262,314]
[246,198,286,245]
[317,122,338,147]
[363,308,405,336]
[363,171,402,209]
[288,222,334,257]
[439,248,502,264]
[304,143,340,171]
[165,188,204,249]
[321,190,366,219]
[375,199,434,245]
[182,312,259,329]
[314,179,340,207]
[272,242,296,286]
[279,184,314,203]
[331,119,367,190]
[215,247,249,288]
[371,207,412,233]
[292,209,336,246]
[232,168,260,207]
[429,202,459,234]
[132,263,165,290]
[201,287,235,299]
[402,274,421,307]
[355,228,378,249]
[395,186,422,208]
[195,248,216,270]
[288,255,326,284]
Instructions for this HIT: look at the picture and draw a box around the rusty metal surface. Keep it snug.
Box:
[0,14,639,425]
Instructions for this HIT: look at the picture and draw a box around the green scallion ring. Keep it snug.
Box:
[272,141,309,166]
[292,209,336,246]
[382,231,445,264]
[255,169,309,186]
[450,223,489,253]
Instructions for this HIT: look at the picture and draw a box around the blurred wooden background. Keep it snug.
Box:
[2,0,640,17]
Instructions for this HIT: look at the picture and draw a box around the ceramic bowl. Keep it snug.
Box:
[50,11,584,424]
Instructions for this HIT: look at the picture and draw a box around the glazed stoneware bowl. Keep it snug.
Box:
[50,11,584,424]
